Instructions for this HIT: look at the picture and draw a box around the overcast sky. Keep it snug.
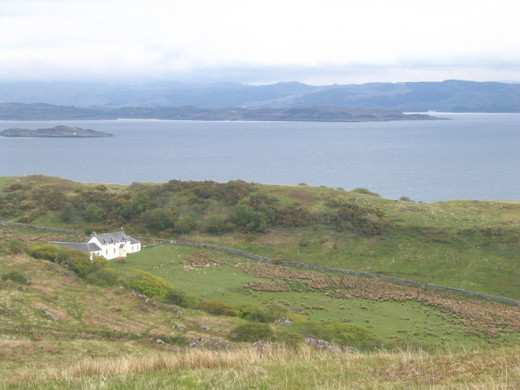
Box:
[1,0,519,85]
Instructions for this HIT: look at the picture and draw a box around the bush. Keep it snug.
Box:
[230,323,273,342]
[197,299,239,317]
[123,269,174,299]
[231,203,269,232]
[83,203,106,222]
[277,331,304,348]
[1,270,28,284]
[204,215,233,235]
[173,216,198,234]
[352,188,381,197]
[28,244,93,278]
[141,208,176,232]
[165,287,198,308]
[293,322,381,351]
[238,304,275,323]
[86,268,119,287]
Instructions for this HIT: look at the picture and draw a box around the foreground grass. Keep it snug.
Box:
[3,345,520,389]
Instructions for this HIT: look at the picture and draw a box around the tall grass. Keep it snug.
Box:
[4,346,520,389]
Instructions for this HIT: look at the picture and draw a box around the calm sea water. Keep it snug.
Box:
[0,113,519,202]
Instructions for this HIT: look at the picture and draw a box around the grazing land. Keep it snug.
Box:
[1,175,519,388]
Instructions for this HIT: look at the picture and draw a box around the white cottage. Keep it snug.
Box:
[50,230,141,260]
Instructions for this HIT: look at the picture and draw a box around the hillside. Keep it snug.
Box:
[0,79,519,112]
[1,249,520,388]
[1,175,520,388]
[1,175,519,299]
[0,103,437,122]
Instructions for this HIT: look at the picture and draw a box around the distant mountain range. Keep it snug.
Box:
[0,79,519,112]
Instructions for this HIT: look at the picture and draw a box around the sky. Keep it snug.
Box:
[1,0,519,85]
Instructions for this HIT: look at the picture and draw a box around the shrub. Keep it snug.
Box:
[60,202,77,223]
[293,322,381,351]
[197,299,239,317]
[352,188,381,197]
[28,244,93,278]
[83,203,106,222]
[230,323,273,342]
[274,205,313,227]
[231,203,269,232]
[165,287,198,308]
[204,215,233,235]
[173,216,198,234]
[1,270,28,284]
[86,268,119,287]
[123,269,174,299]
[277,331,304,348]
[238,304,275,322]
[141,208,176,232]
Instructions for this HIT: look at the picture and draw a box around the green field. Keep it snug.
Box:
[111,244,520,350]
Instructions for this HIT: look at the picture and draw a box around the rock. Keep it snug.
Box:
[304,336,343,353]
[156,338,169,346]
[43,310,59,321]
[197,323,210,330]
[252,340,277,352]
[275,318,293,326]
[189,338,233,350]
[173,324,185,331]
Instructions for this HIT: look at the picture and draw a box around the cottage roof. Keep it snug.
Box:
[88,231,139,245]
[49,241,102,252]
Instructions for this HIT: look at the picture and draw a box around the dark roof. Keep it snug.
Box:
[88,231,139,245]
[48,241,101,253]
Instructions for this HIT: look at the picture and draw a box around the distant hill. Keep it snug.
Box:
[0,103,439,122]
[0,80,519,112]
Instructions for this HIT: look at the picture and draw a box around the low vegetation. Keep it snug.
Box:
[1,175,519,388]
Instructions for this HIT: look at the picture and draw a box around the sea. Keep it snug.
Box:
[0,113,519,202]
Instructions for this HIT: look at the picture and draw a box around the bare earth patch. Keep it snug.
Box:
[185,251,221,268]
[244,281,291,292]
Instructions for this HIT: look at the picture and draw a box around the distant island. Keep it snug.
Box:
[0,125,113,138]
[0,103,441,122]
